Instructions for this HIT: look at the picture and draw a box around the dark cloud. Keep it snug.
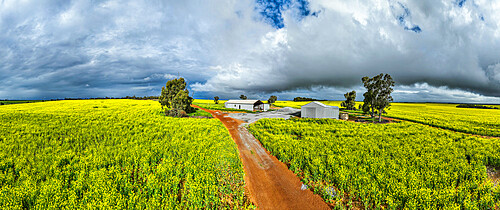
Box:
[0,0,215,99]
[193,0,500,101]
[0,0,499,103]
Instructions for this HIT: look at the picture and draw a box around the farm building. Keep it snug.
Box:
[301,101,339,119]
[225,100,270,111]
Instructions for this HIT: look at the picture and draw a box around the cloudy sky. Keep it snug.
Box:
[1,0,499,103]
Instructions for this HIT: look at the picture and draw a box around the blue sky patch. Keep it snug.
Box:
[405,26,422,33]
[392,2,422,33]
[457,0,467,7]
[255,0,317,29]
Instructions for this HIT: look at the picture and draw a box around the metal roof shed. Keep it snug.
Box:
[301,101,339,119]
[224,100,270,111]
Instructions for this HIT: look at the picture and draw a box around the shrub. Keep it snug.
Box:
[165,109,188,117]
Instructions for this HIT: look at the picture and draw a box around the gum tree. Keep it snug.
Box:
[159,77,195,116]
[341,90,356,110]
[362,73,395,122]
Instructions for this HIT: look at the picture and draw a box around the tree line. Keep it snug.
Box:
[456,104,498,109]
[24,96,161,101]
[293,97,324,102]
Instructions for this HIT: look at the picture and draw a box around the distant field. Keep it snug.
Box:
[387,103,500,137]
[193,99,228,109]
[249,118,500,209]
[0,100,249,209]
[273,101,500,136]
[0,100,43,105]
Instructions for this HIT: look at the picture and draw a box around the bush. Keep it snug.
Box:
[159,77,195,116]
[165,109,188,117]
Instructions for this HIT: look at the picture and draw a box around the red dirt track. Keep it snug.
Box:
[193,105,329,210]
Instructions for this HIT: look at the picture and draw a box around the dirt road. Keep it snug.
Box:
[193,105,329,210]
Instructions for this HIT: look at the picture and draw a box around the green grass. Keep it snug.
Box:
[188,108,213,117]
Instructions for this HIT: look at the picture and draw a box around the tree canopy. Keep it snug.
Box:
[159,77,195,116]
[361,73,395,122]
[340,90,356,110]
[214,96,220,104]
[268,95,277,104]
[240,95,247,100]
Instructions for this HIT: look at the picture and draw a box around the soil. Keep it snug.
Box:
[187,116,212,119]
[192,105,330,210]
[345,113,396,124]
[487,166,500,186]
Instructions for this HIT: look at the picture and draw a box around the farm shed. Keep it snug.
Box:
[301,102,339,119]
[224,100,270,111]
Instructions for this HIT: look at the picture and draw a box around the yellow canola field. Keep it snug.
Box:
[249,118,500,209]
[387,103,500,137]
[0,100,249,209]
[274,101,499,136]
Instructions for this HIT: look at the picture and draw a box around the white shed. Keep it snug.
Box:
[301,101,339,119]
[224,100,270,111]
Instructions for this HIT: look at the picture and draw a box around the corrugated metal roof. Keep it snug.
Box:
[225,100,262,104]
[302,101,339,109]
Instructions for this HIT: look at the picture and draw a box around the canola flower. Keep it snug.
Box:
[0,99,250,209]
[386,103,500,137]
[248,118,500,209]
[274,101,499,137]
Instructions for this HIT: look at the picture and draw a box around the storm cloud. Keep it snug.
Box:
[0,0,499,102]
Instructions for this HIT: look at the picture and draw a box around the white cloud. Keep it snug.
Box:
[0,0,499,102]
[192,0,500,101]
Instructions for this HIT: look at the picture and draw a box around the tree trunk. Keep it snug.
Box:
[378,109,382,122]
